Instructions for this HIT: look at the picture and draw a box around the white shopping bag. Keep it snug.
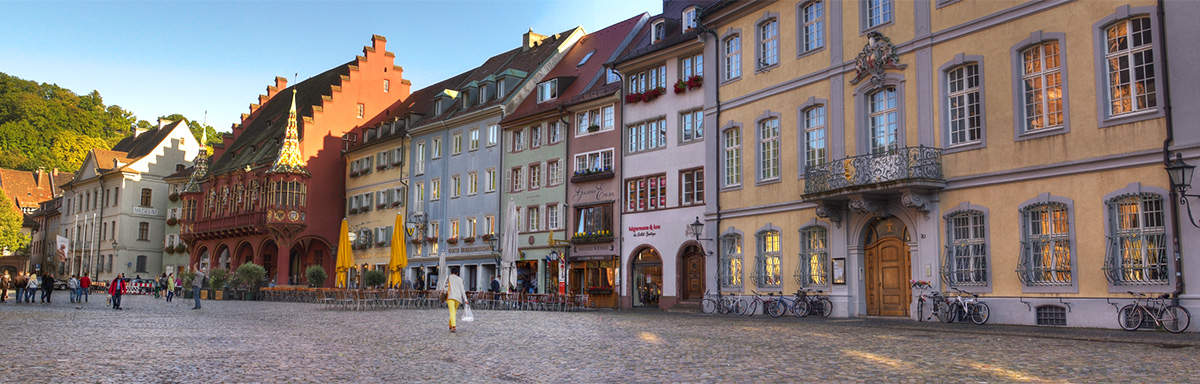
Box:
[461,302,475,322]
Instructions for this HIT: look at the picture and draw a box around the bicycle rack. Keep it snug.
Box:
[1058,297,1072,312]
[1019,297,1032,311]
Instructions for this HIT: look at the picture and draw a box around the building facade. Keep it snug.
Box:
[1,168,67,275]
[343,99,412,288]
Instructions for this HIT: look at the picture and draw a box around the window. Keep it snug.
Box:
[1104,17,1157,116]
[681,54,703,78]
[628,71,646,94]
[683,7,698,30]
[574,149,614,175]
[797,226,828,287]
[537,79,558,102]
[384,79,390,93]
[944,210,988,287]
[652,20,665,41]
[626,175,667,212]
[576,105,615,135]
[498,81,507,98]
[548,122,561,143]
[430,179,441,201]
[1018,201,1073,287]
[758,118,780,181]
[431,137,442,158]
[866,0,893,29]
[113,188,119,206]
[720,234,743,288]
[1105,193,1168,285]
[452,133,462,155]
[140,188,152,207]
[546,204,560,230]
[511,167,524,192]
[468,172,478,195]
[547,160,562,186]
[946,63,983,146]
[529,164,541,190]
[628,118,667,153]
[466,218,477,238]
[680,168,704,206]
[434,99,443,115]
[868,87,899,154]
[451,175,461,198]
[723,128,742,186]
[514,207,522,234]
[138,222,150,241]
[578,50,595,67]
[724,35,741,81]
[681,110,704,143]
[1021,41,1064,133]
[512,130,525,152]
[469,129,480,150]
[357,103,365,118]
[527,206,540,232]
[574,204,612,235]
[485,216,495,236]
[136,255,147,273]
[429,221,439,254]
[648,65,666,90]
[755,230,781,288]
[415,142,426,174]
[1036,305,1067,326]
[450,220,460,240]
[488,124,499,146]
[758,18,779,68]
[530,126,541,148]
[485,169,497,192]
[804,106,827,169]
[801,1,824,53]
[606,68,619,84]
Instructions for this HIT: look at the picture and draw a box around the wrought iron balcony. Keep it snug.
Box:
[803,146,945,197]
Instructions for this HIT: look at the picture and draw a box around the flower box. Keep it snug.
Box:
[426,236,438,243]
[176,244,187,253]
[625,93,642,104]
[464,236,476,244]
[481,233,495,241]
[377,165,387,171]
[446,237,459,245]
[570,170,615,183]
[168,193,179,202]
[166,217,178,226]
[391,160,402,167]
[587,124,600,132]
[376,241,387,247]
[391,201,401,207]
[571,232,614,244]
[410,238,422,245]
[674,79,687,94]
[163,246,174,254]
[686,75,703,90]
[587,287,613,295]
[349,208,359,214]
[377,204,386,209]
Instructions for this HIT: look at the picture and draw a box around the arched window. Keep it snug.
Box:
[1103,193,1167,285]
[943,209,988,287]
[796,225,828,287]
[1017,200,1073,286]
[720,234,743,288]
[754,230,781,288]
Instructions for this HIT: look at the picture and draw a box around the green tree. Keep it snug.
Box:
[0,188,30,257]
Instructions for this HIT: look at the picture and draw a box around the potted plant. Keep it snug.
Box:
[464,236,476,244]
[234,262,266,301]
[208,268,229,300]
[446,237,458,245]
[166,217,178,226]
[686,75,703,89]
[364,270,387,289]
[181,270,196,299]
[305,265,327,288]
[587,124,600,132]
[168,193,179,202]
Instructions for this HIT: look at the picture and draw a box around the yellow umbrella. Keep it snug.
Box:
[336,218,352,288]
[388,213,407,287]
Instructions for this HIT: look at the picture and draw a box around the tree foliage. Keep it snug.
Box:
[0,188,30,257]
[0,72,218,172]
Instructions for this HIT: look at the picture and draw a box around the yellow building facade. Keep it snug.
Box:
[702,0,1190,328]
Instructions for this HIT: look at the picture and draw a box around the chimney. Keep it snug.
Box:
[523,28,547,51]
[52,168,58,177]
[34,168,43,186]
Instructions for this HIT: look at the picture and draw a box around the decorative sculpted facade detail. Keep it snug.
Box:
[849,31,906,86]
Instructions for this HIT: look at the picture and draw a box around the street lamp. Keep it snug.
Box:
[688,217,717,292]
[1166,153,1200,228]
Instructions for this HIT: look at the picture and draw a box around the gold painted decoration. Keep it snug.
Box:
[268,90,312,176]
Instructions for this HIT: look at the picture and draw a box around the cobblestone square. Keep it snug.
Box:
[1,294,1197,383]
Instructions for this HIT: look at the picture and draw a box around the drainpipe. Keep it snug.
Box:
[698,17,723,292]
[607,63,627,308]
[1156,0,1184,299]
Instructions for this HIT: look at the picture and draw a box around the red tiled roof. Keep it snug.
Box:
[0,168,60,211]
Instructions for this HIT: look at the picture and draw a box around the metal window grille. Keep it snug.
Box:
[1017,202,1072,286]
[795,226,829,287]
[1103,193,1168,285]
[1036,305,1067,326]
[720,235,743,288]
[942,210,988,287]
[754,231,782,288]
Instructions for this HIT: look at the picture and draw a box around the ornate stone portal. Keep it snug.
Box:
[849,197,889,218]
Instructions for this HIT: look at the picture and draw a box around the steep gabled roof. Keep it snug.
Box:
[210,63,352,175]
[613,1,716,66]
[0,168,59,212]
[111,120,185,160]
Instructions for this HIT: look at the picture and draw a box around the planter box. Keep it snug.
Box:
[184,290,194,299]
[571,235,614,244]
[570,170,615,183]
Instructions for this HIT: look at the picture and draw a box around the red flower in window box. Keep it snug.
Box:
[674,79,687,94]
[686,75,703,89]
[446,237,459,245]
[625,92,642,103]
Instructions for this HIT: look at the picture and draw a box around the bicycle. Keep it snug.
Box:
[943,287,989,325]
[736,291,774,317]
[913,282,952,322]
[700,290,739,315]
[767,292,800,318]
[793,288,832,318]
[1118,291,1191,333]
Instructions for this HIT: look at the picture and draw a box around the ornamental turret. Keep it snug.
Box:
[264,90,310,240]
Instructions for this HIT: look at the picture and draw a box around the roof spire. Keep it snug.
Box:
[268,90,311,176]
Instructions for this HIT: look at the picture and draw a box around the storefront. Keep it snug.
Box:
[630,247,662,308]
[569,255,617,308]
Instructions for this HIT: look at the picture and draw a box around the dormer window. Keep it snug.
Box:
[498,80,507,98]
[435,99,443,115]
[479,87,488,105]
[652,20,666,42]
[537,79,558,103]
[683,7,698,31]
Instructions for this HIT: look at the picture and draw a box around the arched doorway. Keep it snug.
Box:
[198,248,211,270]
[631,247,662,308]
[260,240,278,284]
[289,247,303,285]
[217,246,231,271]
[235,242,254,269]
[678,243,705,302]
[864,217,911,316]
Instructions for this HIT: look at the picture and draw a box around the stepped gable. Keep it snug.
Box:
[209,62,352,176]
[503,14,646,124]
[428,26,583,123]
[347,70,475,153]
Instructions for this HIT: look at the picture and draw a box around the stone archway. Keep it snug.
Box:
[260,240,279,284]
[235,241,254,269]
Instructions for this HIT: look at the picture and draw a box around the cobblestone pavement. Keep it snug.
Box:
[1,294,1197,383]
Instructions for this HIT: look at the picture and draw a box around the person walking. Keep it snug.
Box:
[165,273,176,302]
[489,275,501,300]
[25,271,38,303]
[192,265,206,310]
[79,275,91,303]
[14,271,26,304]
[0,270,10,303]
[108,273,125,310]
[41,272,54,303]
[443,267,467,333]
[67,275,79,303]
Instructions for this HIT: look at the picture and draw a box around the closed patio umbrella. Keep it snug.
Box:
[336,218,352,288]
[501,198,519,292]
[389,213,407,287]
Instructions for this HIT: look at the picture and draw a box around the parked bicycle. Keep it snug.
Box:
[1118,291,1191,333]
[913,282,952,322]
[793,288,832,318]
[767,292,800,318]
[700,290,740,315]
[736,291,774,317]
[941,287,989,325]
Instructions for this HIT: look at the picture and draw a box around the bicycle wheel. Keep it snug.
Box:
[767,300,785,318]
[817,298,833,317]
[917,299,926,322]
[745,300,759,317]
[936,301,955,323]
[1117,305,1142,331]
[733,298,748,316]
[701,298,717,314]
[792,299,810,317]
[969,302,990,325]
[1159,305,1192,333]
[718,298,732,315]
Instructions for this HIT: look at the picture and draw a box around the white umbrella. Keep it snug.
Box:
[501,198,520,292]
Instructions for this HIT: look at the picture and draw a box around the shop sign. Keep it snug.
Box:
[628,224,660,238]
[447,246,491,254]
[571,182,616,203]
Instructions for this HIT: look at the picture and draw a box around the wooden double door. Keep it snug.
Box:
[680,252,705,302]
[865,237,911,316]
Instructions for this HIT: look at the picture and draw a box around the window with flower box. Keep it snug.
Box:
[626,174,667,212]
[574,204,613,242]
[576,105,614,135]
[573,149,614,178]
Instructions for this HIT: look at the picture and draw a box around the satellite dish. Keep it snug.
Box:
[347,233,357,242]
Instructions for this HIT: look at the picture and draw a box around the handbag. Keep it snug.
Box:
[461,302,474,322]
[439,290,448,302]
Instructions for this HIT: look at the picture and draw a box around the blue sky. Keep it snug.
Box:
[0,0,660,131]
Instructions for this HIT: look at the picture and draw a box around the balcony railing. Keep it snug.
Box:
[804,146,943,195]
[192,212,266,234]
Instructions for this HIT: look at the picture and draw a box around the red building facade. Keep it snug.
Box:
[180,35,410,286]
